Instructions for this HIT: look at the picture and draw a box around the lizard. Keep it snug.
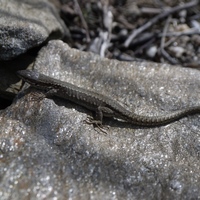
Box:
[17,69,200,127]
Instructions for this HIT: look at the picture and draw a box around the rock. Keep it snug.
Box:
[0,0,69,60]
[1,40,200,199]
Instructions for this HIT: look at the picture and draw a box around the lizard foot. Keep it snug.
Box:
[30,91,46,102]
[83,117,109,134]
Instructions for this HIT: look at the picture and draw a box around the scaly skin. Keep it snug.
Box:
[17,70,200,127]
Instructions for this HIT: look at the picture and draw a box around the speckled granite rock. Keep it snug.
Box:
[0,40,200,199]
[0,0,68,60]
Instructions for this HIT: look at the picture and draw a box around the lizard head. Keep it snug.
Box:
[17,70,41,86]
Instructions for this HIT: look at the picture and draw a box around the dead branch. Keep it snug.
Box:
[124,0,199,48]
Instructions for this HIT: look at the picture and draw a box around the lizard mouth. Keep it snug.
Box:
[17,70,40,83]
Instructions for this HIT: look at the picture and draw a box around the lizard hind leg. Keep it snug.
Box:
[83,106,113,134]
[83,116,109,134]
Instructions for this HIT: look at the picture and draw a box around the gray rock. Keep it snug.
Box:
[1,40,200,199]
[0,0,68,60]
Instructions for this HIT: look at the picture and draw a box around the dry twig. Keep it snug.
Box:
[124,0,199,47]
[160,15,178,64]
[73,0,90,42]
